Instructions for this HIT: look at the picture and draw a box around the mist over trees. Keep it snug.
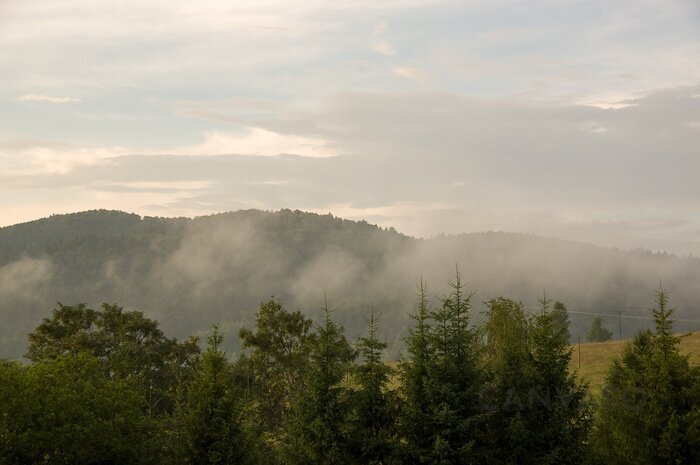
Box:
[2,208,700,360]
[2,279,698,464]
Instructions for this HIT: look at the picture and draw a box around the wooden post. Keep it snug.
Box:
[578,336,581,369]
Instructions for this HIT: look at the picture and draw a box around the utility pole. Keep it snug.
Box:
[578,336,581,369]
[618,310,622,340]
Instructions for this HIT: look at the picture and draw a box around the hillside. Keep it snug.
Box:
[571,331,700,396]
[2,209,700,358]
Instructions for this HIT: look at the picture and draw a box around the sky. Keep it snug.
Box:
[1,0,699,255]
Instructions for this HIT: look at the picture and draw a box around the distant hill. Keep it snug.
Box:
[2,209,700,358]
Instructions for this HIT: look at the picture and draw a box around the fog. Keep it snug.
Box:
[2,210,697,359]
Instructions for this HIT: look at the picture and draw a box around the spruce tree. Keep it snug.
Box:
[552,301,572,343]
[183,325,251,465]
[526,299,592,464]
[348,308,397,465]
[481,296,591,464]
[401,268,487,464]
[284,298,355,465]
[586,316,613,343]
[396,278,435,464]
[594,288,700,465]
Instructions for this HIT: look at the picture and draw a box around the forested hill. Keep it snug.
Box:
[2,209,700,358]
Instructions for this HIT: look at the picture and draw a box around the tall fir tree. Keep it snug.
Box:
[348,308,397,465]
[552,301,572,343]
[586,316,613,343]
[593,288,700,465]
[396,278,436,464]
[400,268,487,464]
[525,298,592,464]
[283,298,355,465]
[183,325,252,465]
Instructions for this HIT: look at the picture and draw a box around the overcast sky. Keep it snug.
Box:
[1,0,699,255]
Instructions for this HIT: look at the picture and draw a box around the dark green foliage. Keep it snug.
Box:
[481,297,533,464]
[238,297,316,452]
[525,302,592,464]
[552,301,571,343]
[593,289,700,465]
[481,297,592,465]
[182,325,253,465]
[3,208,700,361]
[3,280,699,464]
[284,300,356,465]
[397,270,488,464]
[0,353,154,465]
[26,302,200,414]
[586,316,613,342]
[348,309,397,465]
[396,279,435,464]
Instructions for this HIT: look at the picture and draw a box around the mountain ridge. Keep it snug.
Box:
[1,208,699,359]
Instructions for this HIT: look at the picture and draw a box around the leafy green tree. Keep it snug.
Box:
[26,302,200,413]
[481,297,532,464]
[481,296,591,464]
[238,297,315,452]
[586,316,613,342]
[593,289,700,465]
[183,325,253,465]
[284,299,355,465]
[0,353,153,465]
[348,309,397,465]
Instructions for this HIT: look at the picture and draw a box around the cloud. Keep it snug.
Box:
[0,79,700,255]
[18,94,81,104]
[181,128,337,158]
[393,67,430,83]
[372,42,397,56]
[370,20,397,56]
[0,139,129,176]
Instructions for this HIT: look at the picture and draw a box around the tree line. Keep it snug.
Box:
[1,270,699,465]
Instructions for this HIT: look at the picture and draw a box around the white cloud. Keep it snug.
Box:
[372,41,397,56]
[181,128,337,158]
[371,20,397,56]
[0,141,128,176]
[18,93,81,104]
[393,67,430,84]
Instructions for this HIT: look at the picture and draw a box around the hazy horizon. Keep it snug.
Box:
[3,207,700,260]
[2,1,699,255]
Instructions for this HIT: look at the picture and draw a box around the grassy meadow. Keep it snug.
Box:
[571,330,700,396]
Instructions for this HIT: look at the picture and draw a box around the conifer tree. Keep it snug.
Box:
[586,316,613,342]
[525,299,592,464]
[400,268,487,464]
[284,298,355,465]
[593,288,700,464]
[348,308,397,465]
[396,278,435,463]
[552,301,572,343]
[183,325,251,465]
[481,296,591,464]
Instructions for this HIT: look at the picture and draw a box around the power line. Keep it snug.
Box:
[523,307,700,324]
[566,310,700,324]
